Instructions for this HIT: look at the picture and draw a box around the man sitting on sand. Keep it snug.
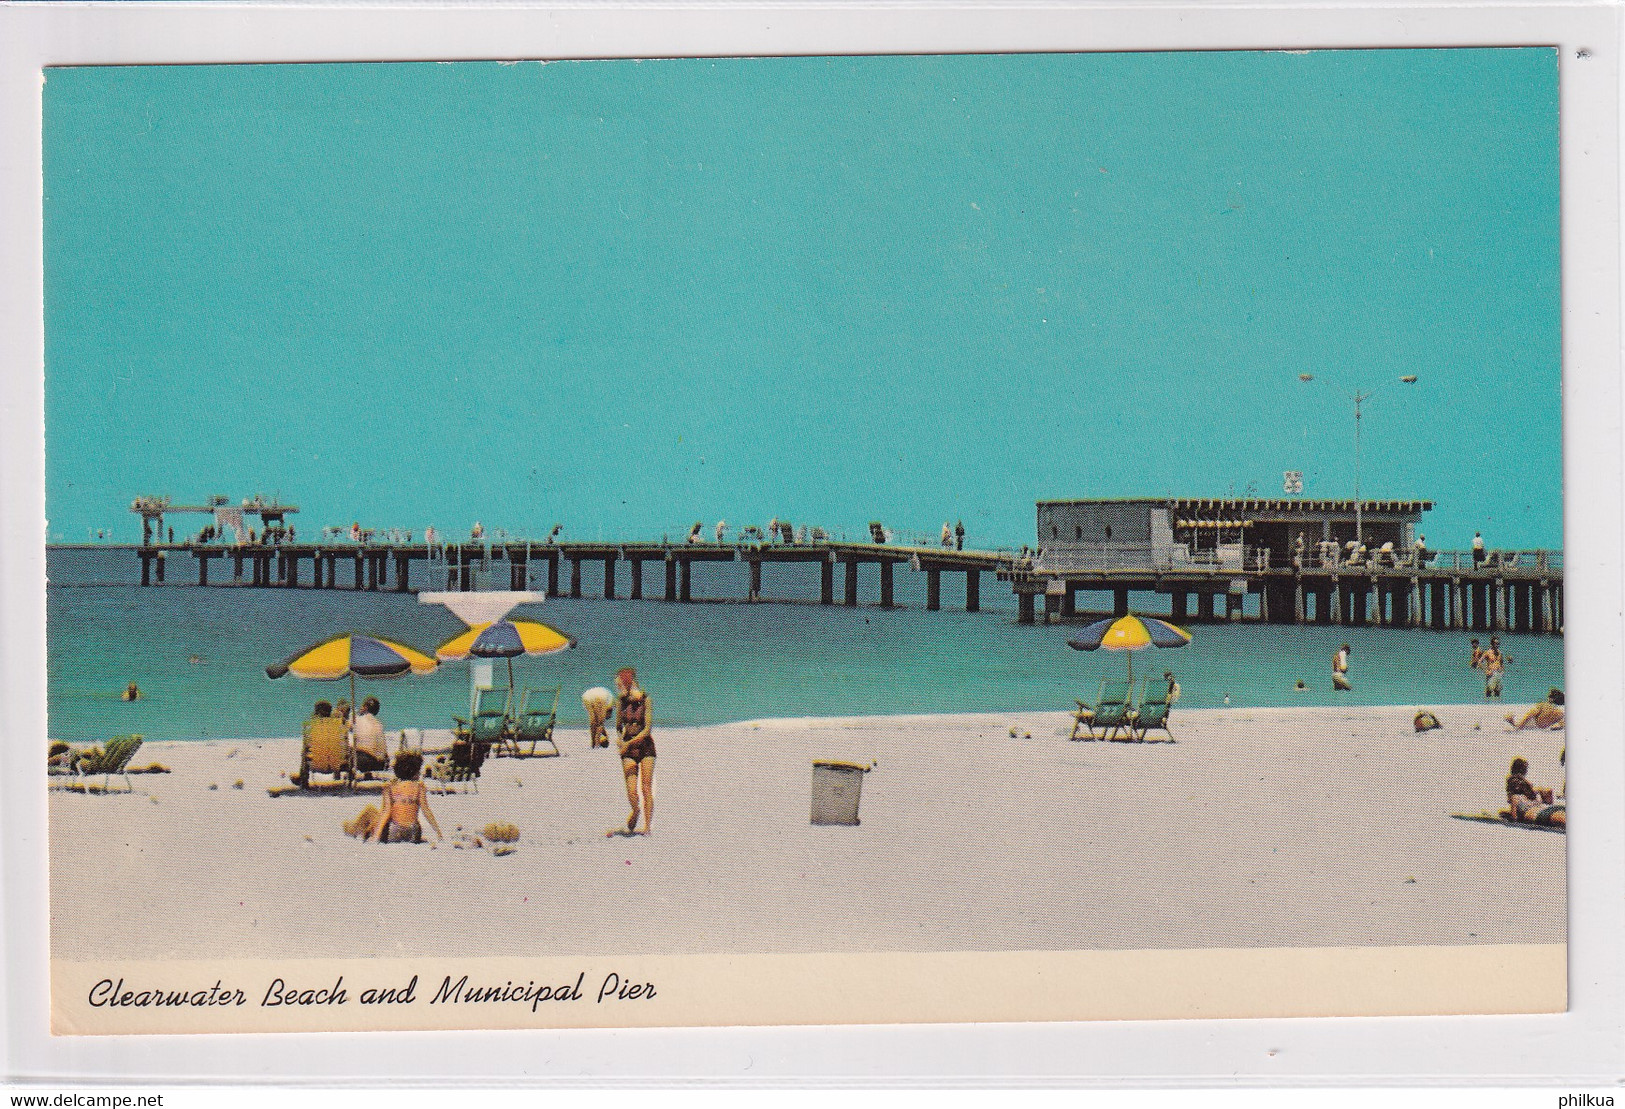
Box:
[1504,756,1565,828]
[353,696,389,776]
[1507,689,1565,731]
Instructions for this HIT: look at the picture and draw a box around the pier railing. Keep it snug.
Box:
[1034,544,1272,574]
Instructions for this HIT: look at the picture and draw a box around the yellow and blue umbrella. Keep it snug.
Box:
[266,633,439,720]
[1067,614,1192,687]
[436,619,576,689]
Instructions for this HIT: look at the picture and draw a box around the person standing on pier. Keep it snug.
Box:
[941,522,953,548]
[424,525,436,548]
[715,520,727,543]
[955,520,965,550]
[1332,644,1352,692]
[1472,531,1486,566]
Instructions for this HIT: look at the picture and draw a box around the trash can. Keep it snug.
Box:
[811,760,873,826]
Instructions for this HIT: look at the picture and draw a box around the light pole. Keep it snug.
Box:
[1299,374,1418,546]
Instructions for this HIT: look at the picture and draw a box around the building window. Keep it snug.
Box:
[1051,525,1058,539]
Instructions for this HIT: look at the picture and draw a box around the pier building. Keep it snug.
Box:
[1014,497,1558,633]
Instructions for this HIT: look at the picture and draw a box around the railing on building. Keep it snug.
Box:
[1031,544,1272,574]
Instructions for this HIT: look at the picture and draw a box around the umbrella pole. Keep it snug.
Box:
[348,671,358,785]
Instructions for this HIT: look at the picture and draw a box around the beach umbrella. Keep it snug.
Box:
[265,633,439,721]
[1067,614,1192,688]
[435,619,576,690]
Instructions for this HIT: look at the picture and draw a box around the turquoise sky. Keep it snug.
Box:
[44,49,1561,549]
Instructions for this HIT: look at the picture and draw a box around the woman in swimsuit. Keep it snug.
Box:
[615,667,656,835]
[366,751,443,845]
[1505,756,1565,828]
[1507,689,1565,731]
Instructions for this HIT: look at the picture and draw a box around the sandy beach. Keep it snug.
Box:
[48,704,1566,961]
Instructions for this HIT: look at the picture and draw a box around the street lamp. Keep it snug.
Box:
[1298,373,1419,545]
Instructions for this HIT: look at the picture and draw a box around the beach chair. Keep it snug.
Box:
[1075,681,1131,741]
[73,735,145,793]
[1131,680,1175,743]
[454,686,513,759]
[427,738,485,795]
[295,715,354,789]
[512,686,561,758]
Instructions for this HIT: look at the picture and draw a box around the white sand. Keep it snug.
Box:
[48,705,1566,961]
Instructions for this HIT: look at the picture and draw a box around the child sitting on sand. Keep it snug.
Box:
[346,752,443,845]
[1504,756,1565,828]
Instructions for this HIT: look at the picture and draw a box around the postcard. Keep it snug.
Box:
[41,47,1567,1036]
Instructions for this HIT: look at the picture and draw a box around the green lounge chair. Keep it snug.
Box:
[454,686,513,760]
[512,686,561,758]
[76,734,144,793]
[1074,681,1131,742]
[1130,680,1175,743]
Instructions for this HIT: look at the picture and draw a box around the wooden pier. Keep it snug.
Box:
[115,540,1007,612]
[1003,552,1563,635]
[94,538,1562,635]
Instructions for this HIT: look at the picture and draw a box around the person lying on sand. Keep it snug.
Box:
[1507,689,1565,731]
[1413,710,1441,733]
[361,752,443,845]
[1504,756,1565,828]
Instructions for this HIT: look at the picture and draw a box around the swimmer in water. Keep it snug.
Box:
[187,655,202,665]
[120,682,141,702]
[1294,679,1308,691]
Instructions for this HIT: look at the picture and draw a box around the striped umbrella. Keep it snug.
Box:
[265,633,439,725]
[435,619,576,690]
[1067,614,1192,688]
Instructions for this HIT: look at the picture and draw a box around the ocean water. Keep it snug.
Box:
[45,548,1566,743]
